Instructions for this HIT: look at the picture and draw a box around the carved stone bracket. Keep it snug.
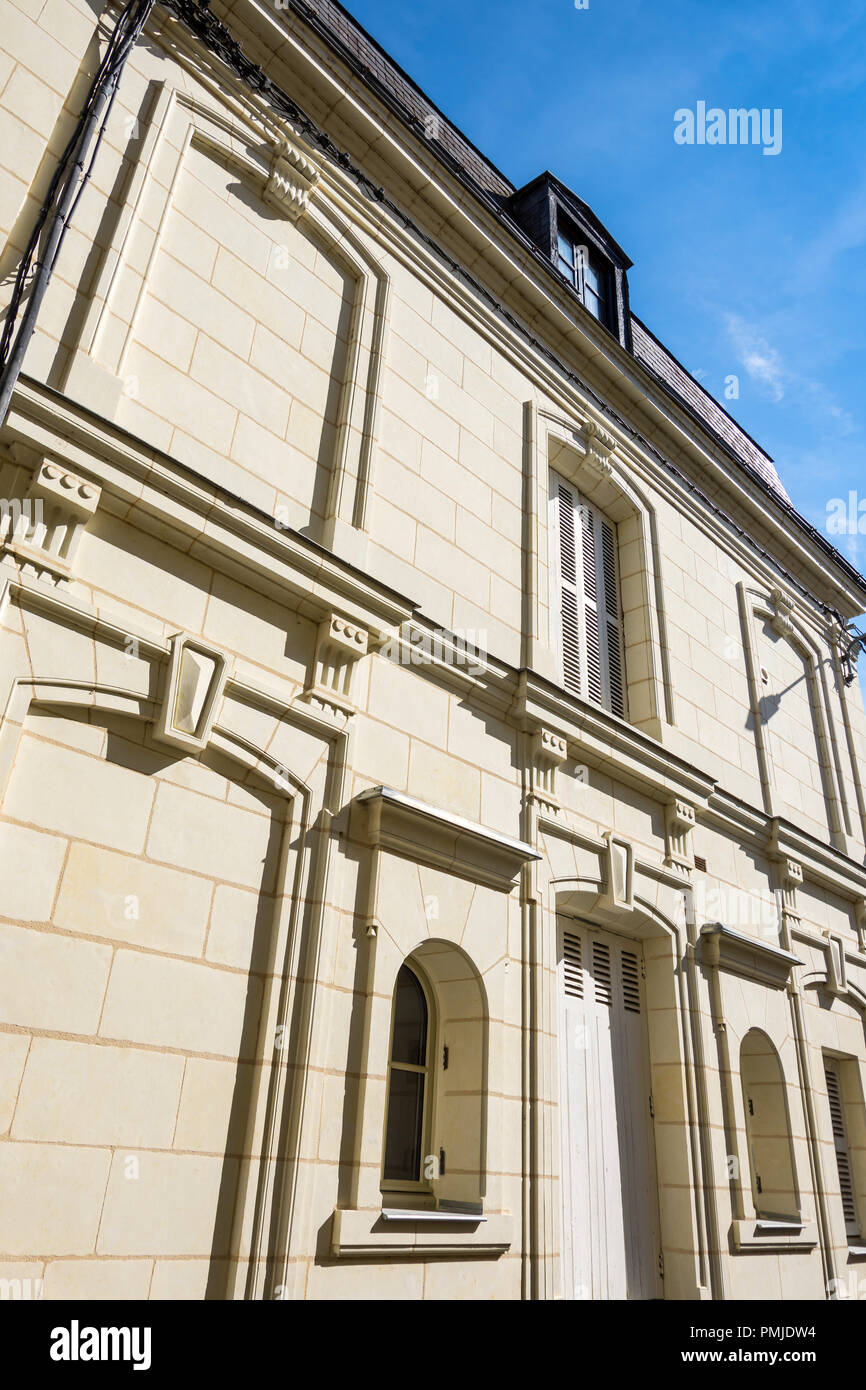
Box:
[582,420,617,479]
[263,135,319,220]
[529,726,568,812]
[304,612,370,718]
[154,633,229,753]
[856,899,866,954]
[768,586,795,640]
[777,856,804,922]
[665,798,696,874]
[0,457,101,586]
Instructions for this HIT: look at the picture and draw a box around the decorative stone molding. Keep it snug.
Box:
[700,923,801,990]
[824,932,848,995]
[356,786,540,893]
[776,856,804,922]
[582,419,617,478]
[856,900,866,954]
[768,585,796,640]
[0,458,100,586]
[665,798,696,874]
[263,135,319,220]
[303,612,370,718]
[768,820,804,924]
[154,633,229,753]
[600,832,634,912]
[330,1207,512,1259]
[731,1218,818,1252]
[529,726,568,811]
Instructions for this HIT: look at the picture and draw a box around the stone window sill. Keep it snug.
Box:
[731,1218,818,1252]
[330,1207,512,1259]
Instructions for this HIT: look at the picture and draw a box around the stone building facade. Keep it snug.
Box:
[0,0,865,1301]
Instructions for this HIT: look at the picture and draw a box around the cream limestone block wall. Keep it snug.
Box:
[0,561,337,1299]
[0,701,289,1295]
[0,0,155,384]
[757,617,834,843]
[112,136,353,532]
[366,247,529,665]
[660,516,765,803]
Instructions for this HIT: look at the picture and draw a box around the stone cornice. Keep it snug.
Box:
[512,671,717,808]
[356,785,540,892]
[6,377,415,635]
[703,790,866,904]
[699,923,801,990]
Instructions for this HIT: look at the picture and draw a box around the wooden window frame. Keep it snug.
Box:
[556,226,611,327]
[380,962,438,1200]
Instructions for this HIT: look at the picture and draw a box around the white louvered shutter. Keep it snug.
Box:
[825,1060,860,1238]
[599,516,626,719]
[554,476,582,696]
[551,473,626,719]
[579,503,604,707]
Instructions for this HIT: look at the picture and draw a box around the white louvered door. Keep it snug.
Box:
[558,918,661,1299]
[825,1059,860,1239]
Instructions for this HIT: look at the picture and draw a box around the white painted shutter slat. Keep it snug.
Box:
[563,931,584,999]
[600,518,626,720]
[825,1060,860,1237]
[556,479,582,697]
[581,506,604,706]
[560,922,592,1298]
[621,950,641,1015]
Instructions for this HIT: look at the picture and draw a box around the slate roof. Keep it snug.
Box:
[630,319,791,502]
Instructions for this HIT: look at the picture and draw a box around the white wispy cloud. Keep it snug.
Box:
[722,313,857,434]
[724,313,786,401]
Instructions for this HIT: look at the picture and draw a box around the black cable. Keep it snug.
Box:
[0,0,155,413]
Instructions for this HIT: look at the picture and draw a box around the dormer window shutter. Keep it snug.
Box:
[551,472,627,719]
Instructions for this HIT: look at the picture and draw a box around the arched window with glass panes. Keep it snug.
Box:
[550,472,626,719]
[382,963,432,1188]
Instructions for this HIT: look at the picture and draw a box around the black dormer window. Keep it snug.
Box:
[556,230,610,326]
[506,174,632,349]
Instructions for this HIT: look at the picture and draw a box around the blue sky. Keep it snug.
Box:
[344,0,866,682]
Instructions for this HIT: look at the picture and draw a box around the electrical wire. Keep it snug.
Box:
[0,0,155,418]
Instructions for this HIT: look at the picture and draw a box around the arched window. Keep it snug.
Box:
[379,944,487,1208]
[382,964,430,1185]
[740,1030,799,1221]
